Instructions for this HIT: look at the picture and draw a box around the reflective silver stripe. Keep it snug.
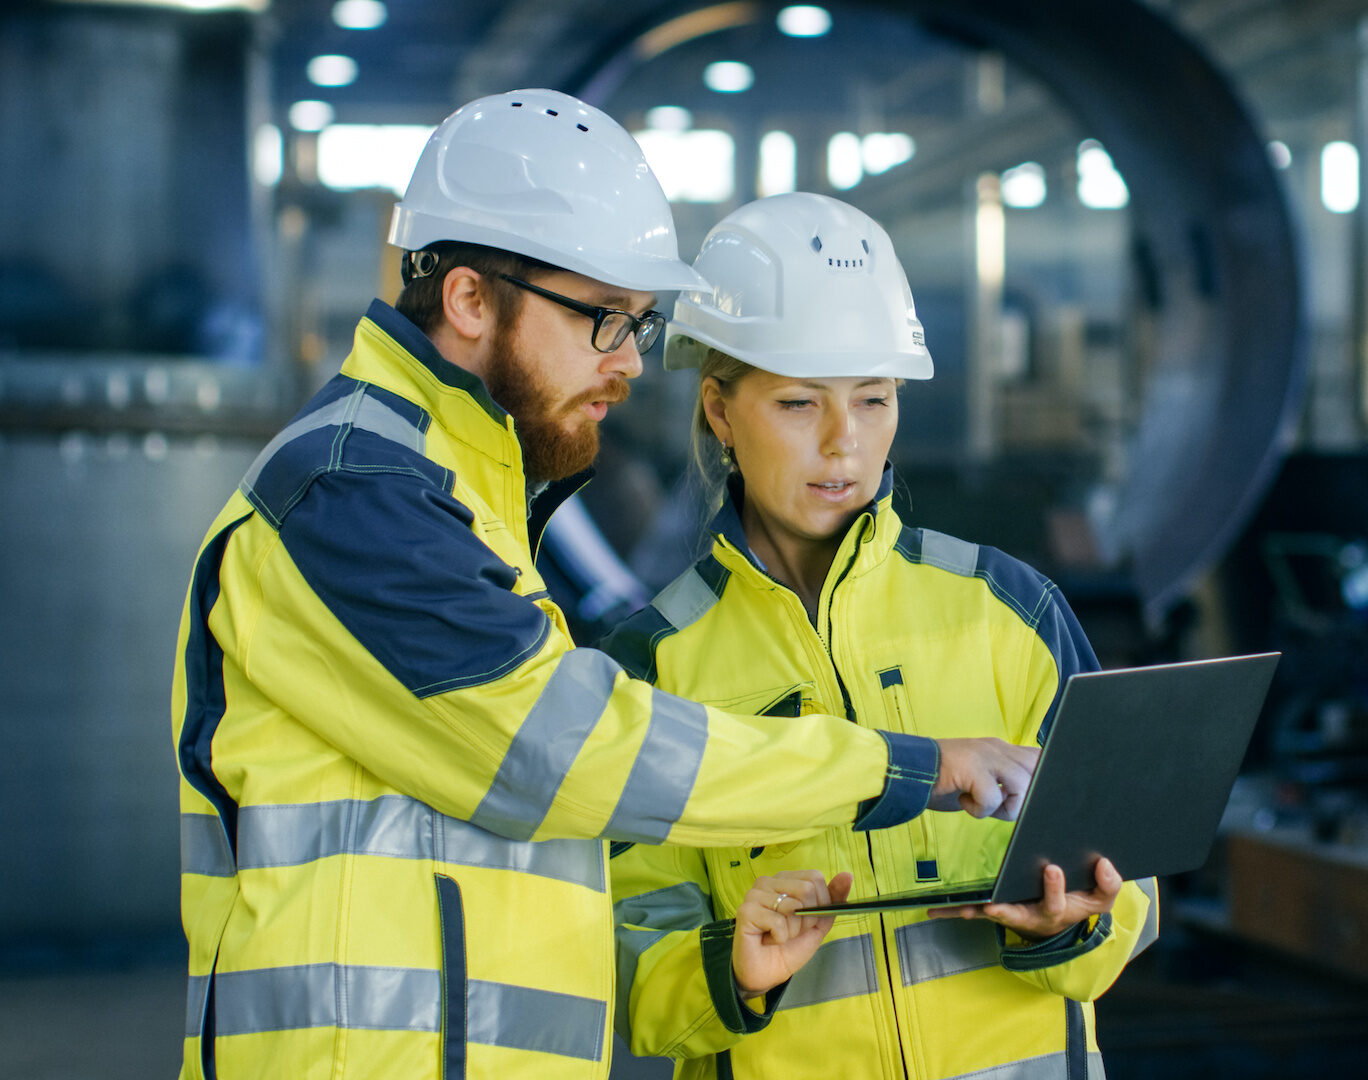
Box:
[468,979,606,1062]
[920,530,980,577]
[241,386,425,494]
[895,918,998,986]
[180,813,234,877]
[781,933,879,1010]
[947,1050,1106,1080]
[651,567,719,630]
[211,964,441,1036]
[1130,877,1160,959]
[181,796,603,891]
[602,689,709,843]
[613,881,712,1036]
[471,649,621,841]
[185,974,211,1038]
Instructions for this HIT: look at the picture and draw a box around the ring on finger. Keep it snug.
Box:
[771,892,788,911]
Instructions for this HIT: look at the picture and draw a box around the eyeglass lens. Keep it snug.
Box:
[595,311,665,354]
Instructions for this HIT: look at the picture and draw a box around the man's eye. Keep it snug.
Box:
[864,397,890,407]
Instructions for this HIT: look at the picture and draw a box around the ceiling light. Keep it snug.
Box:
[332,0,387,30]
[1322,141,1359,213]
[645,106,693,132]
[1001,161,1046,208]
[777,5,831,37]
[289,100,335,132]
[703,60,754,93]
[308,55,358,88]
[1267,140,1291,170]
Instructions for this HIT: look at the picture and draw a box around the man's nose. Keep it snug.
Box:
[604,335,645,380]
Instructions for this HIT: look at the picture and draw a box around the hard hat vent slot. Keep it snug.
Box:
[546,109,559,116]
[811,236,822,252]
[826,257,866,269]
[577,124,589,132]
[511,101,523,107]
[862,239,870,253]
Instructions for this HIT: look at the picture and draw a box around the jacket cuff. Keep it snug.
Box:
[997,912,1113,971]
[700,920,787,1033]
[853,731,938,831]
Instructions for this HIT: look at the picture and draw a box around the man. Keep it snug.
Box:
[172,88,1037,1080]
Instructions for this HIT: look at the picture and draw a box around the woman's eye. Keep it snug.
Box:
[777,399,813,410]
[863,397,890,407]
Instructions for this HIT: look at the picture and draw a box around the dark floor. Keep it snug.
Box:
[3,920,1364,1080]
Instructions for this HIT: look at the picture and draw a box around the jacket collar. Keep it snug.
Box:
[709,463,899,575]
[340,300,585,550]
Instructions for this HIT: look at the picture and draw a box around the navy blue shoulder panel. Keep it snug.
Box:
[598,552,730,685]
[893,526,1098,742]
[244,377,550,698]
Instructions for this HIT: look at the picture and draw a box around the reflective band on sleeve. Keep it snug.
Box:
[192,795,603,891]
[780,933,879,1010]
[467,979,606,1062]
[919,531,980,577]
[613,880,714,1036]
[895,918,999,986]
[650,567,721,630]
[602,689,708,844]
[185,974,211,1039]
[942,1050,1094,1080]
[241,387,425,501]
[210,964,442,1036]
[470,649,622,841]
[180,813,235,877]
[1131,877,1160,959]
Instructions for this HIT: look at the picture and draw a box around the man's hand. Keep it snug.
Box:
[732,870,853,997]
[927,857,1124,940]
[928,737,1039,820]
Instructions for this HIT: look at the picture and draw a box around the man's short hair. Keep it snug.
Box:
[394,241,555,336]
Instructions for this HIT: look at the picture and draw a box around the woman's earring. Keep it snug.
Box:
[720,442,733,468]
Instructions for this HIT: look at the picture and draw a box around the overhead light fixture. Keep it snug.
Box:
[308,54,358,88]
[703,60,754,93]
[1267,140,1292,170]
[289,100,335,132]
[1001,161,1047,208]
[827,132,862,190]
[332,0,387,29]
[1322,140,1360,213]
[1076,139,1129,209]
[777,5,831,37]
[645,106,693,132]
[758,131,796,197]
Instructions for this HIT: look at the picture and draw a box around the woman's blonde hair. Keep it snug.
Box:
[689,348,758,513]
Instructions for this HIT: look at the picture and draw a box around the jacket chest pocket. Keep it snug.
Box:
[876,665,940,883]
[703,835,831,918]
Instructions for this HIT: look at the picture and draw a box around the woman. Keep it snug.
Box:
[602,193,1158,1080]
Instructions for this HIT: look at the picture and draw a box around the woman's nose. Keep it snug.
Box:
[823,411,858,455]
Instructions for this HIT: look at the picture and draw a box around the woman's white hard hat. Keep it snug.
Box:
[665,192,933,380]
[389,89,707,293]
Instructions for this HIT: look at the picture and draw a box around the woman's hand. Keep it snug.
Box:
[927,857,1123,941]
[732,870,853,997]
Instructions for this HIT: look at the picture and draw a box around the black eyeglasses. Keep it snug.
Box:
[498,274,666,354]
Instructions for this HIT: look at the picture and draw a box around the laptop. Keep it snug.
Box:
[801,652,1280,915]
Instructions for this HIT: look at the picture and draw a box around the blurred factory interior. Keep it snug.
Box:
[2,0,1368,1076]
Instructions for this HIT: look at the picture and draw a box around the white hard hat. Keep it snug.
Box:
[665,192,932,379]
[389,89,707,293]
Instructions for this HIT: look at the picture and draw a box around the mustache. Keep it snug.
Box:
[566,378,631,411]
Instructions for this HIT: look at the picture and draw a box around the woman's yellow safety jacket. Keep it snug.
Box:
[602,474,1160,1080]
[171,302,944,1080]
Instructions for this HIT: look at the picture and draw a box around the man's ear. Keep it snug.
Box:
[440,267,490,340]
[700,376,734,447]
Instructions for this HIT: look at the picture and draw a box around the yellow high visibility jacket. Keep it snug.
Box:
[603,475,1160,1080]
[171,302,943,1080]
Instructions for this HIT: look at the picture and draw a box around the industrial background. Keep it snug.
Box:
[2,0,1367,1076]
